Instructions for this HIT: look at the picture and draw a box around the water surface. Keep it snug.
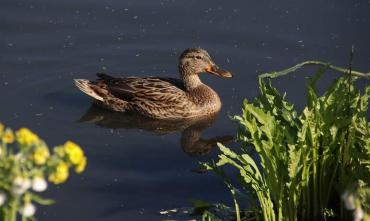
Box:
[0,0,369,220]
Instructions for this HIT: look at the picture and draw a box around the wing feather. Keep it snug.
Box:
[102,77,188,105]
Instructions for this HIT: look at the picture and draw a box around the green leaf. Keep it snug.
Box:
[207,60,369,221]
[287,144,302,179]
[30,193,55,205]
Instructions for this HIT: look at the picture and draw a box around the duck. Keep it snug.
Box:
[74,48,232,119]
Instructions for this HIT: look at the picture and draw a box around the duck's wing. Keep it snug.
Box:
[96,73,188,104]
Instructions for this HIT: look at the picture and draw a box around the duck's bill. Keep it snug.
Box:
[206,65,233,78]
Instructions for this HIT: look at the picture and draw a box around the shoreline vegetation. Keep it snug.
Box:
[0,126,87,221]
[201,60,370,221]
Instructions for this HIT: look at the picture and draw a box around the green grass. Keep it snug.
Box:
[204,61,370,221]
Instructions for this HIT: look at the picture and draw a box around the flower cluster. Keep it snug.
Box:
[0,123,87,220]
[48,141,87,184]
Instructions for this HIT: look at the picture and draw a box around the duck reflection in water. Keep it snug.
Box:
[78,105,233,156]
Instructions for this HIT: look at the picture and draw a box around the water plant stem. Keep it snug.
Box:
[259,60,370,79]
[7,198,18,221]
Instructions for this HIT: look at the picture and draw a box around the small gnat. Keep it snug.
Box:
[19,203,36,217]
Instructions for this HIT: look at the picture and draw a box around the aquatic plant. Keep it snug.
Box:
[0,124,87,221]
[204,61,370,221]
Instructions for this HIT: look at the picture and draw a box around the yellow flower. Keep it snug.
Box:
[32,147,49,165]
[2,129,15,144]
[64,141,84,165]
[49,162,69,184]
[16,128,39,146]
[75,156,87,173]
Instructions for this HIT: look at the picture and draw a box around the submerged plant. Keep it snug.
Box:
[204,61,369,221]
[0,124,87,221]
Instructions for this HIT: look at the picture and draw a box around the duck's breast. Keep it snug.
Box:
[188,84,221,115]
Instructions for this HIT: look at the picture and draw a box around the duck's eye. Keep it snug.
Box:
[195,56,202,59]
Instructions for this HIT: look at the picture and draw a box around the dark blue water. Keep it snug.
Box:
[0,0,369,220]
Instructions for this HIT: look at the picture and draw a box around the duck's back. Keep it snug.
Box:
[121,77,197,118]
[76,74,196,119]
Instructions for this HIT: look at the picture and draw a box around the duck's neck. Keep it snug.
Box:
[179,68,202,91]
[182,74,203,91]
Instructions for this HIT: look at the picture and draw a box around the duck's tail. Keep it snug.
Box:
[74,79,104,102]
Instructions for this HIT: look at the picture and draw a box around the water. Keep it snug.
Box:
[0,0,369,220]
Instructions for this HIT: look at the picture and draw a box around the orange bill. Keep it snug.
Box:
[205,65,233,78]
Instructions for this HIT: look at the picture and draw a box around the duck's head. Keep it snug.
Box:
[178,48,232,79]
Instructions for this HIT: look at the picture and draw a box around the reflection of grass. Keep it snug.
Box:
[204,61,370,221]
[0,126,87,221]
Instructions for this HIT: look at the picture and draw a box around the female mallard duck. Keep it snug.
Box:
[74,48,232,119]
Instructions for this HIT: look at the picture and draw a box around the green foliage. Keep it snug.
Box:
[207,62,370,221]
[0,125,87,221]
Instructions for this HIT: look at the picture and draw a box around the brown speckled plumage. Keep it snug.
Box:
[74,48,232,119]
